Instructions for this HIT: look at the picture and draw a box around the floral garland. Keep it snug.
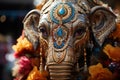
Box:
[12,32,48,80]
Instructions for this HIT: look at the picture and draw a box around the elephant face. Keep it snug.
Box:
[23,0,116,79]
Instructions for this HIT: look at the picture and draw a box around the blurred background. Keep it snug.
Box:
[0,0,35,80]
[0,0,120,80]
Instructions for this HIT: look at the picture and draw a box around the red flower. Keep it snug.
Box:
[18,56,33,75]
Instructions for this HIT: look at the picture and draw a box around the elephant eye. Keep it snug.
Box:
[40,27,46,33]
[74,27,86,38]
[39,26,48,38]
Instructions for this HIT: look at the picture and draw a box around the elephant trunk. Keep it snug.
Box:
[46,45,76,80]
[48,63,74,80]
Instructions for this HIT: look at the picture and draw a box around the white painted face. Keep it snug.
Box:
[38,1,90,52]
[23,0,116,62]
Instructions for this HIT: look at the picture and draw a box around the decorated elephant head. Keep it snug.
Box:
[19,0,116,79]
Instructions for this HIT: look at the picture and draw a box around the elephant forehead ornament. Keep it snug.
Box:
[20,0,116,79]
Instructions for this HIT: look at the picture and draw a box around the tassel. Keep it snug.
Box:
[84,48,88,72]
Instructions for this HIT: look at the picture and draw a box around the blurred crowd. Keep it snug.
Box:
[0,34,15,80]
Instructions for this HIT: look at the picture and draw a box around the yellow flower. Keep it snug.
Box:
[103,44,120,61]
[27,66,48,80]
[88,63,113,80]
[12,36,33,53]
[110,23,120,40]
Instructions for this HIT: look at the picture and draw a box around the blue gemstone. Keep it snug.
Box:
[54,42,64,49]
[59,7,66,15]
[57,28,63,37]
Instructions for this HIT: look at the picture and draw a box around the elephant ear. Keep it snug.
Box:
[23,9,41,50]
[90,6,116,46]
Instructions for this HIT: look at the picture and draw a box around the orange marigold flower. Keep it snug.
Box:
[12,36,33,53]
[88,63,113,80]
[110,23,120,40]
[12,33,48,58]
[103,44,120,61]
[27,66,48,80]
